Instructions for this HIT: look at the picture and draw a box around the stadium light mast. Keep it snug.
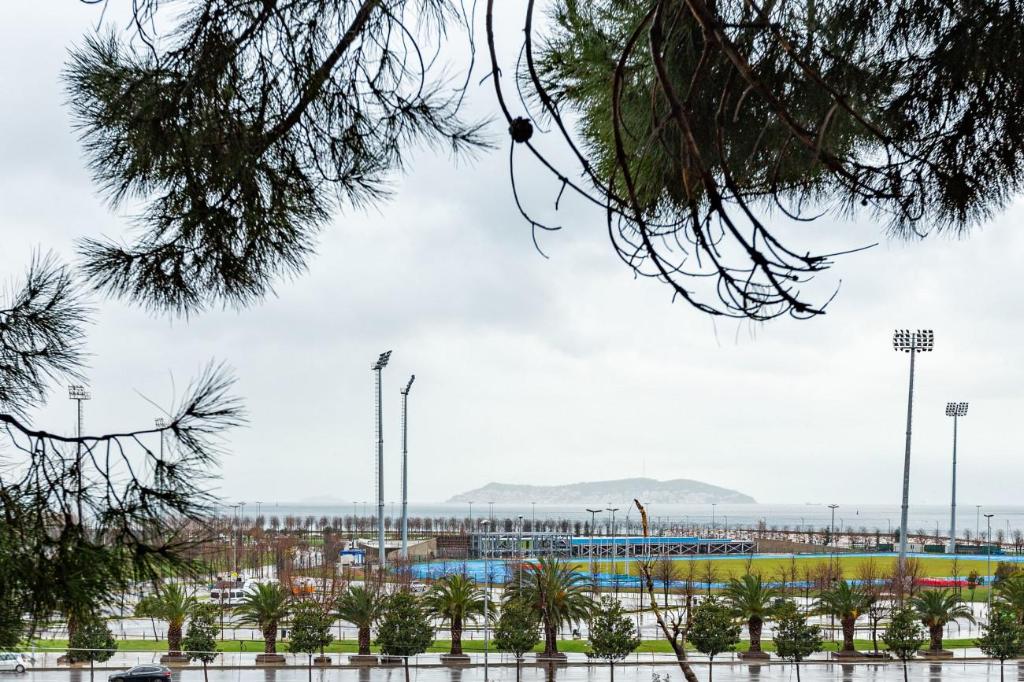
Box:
[586,508,602,595]
[400,374,415,559]
[892,329,934,573]
[372,351,392,570]
[68,385,91,522]
[945,402,968,554]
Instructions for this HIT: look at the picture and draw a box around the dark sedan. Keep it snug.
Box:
[108,665,172,681]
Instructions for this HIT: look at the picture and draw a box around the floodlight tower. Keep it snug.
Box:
[945,402,968,554]
[68,385,91,522]
[372,350,392,569]
[155,418,167,459]
[400,374,415,559]
[892,329,934,572]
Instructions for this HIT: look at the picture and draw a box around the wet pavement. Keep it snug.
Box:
[14,660,1024,681]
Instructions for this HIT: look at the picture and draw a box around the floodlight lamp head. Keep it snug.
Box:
[155,418,167,428]
[401,375,415,395]
[892,329,935,352]
[946,402,969,417]
[68,385,91,400]
[372,350,392,370]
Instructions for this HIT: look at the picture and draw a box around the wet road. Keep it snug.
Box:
[17,661,1024,682]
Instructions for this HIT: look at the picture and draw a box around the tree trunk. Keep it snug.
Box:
[358,626,371,655]
[167,620,183,656]
[544,622,557,655]
[308,654,312,682]
[748,618,763,653]
[264,624,278,654]
[203,661,209,682]
[708,655,713,682]
[902,659,908,682]
[89,659,94,682]
[841,616,856,652]
[928,623,943,651]
[404,655,410,682]
[871,621,879,654]
[516,657,521,682]
[795,661,801,682]
[451,615,463,655]
[610,660,615,682]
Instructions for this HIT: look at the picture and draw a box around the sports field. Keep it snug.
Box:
[570,552,1009,581]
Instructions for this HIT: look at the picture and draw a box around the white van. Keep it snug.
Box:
[0,653,28,673]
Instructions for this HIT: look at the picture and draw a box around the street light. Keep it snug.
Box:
[480,519,491,682]
[828,504,839,549]
[372,350,391,570]
[68,385,91,522]
[945,402,968,554]
[893,328,934,572]
[985,513,995,609]
[154,418,166,459]
[400,375,415,559]
[606,506,620,596]
[586,508,602,596]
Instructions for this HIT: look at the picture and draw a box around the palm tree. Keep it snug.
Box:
[423,574,486,656]
[816,581,871,654]
[722,575,778,656]
[504,557,592,657]
[910,589,975,652]
[336,585,383,656]
[234,583,291,655]
[994,574,1024,623]
[135,583,196,656]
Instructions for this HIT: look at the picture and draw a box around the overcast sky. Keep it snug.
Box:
[1,4,1022,508]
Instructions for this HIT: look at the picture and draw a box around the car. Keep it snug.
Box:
[107,665,172,681]
[409,581,429,595]
[0,653,27,673]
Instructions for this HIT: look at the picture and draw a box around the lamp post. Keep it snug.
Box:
[945,402,968,554]
[400,375,415,559]
[711,503,717,532]
[372,351,392,570]
[828,504,839,549]
[606,506,619,597]
[480,519,491,682]
[68,385,91,522]
[977,505,982,545]
[154,418,166,459]
[985,513,995,609]
[893,328,934,572]
[587,508,602,596]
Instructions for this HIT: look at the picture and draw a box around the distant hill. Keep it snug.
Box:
[446,477,755,504]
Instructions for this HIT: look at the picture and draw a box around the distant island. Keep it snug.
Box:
[446,477,755,504]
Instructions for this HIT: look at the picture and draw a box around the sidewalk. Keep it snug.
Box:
[19,647,1001,672]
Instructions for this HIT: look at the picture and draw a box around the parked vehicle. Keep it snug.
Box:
[0,653,27,673]
[107,665,172,681]
[410,581,429,595]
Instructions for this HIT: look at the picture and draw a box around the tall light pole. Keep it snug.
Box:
[711,503,717,532]
[587,508,602,595]
[373,350,392,570]
[531,502,536,531]
[977,505,982,545]
[154,418,166,459]
[946,402,968,554]
[606,506,619,596]
[893,328,934,572]
[985,513,995,609]
[467,501,473,532]
[400,375,415,559]
[480,519,491,682]
[828,504,839,549]
[68,385,91,522]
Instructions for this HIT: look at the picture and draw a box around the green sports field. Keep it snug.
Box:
[569,553,1003,582]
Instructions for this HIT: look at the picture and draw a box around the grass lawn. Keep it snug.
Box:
[570,554,997,582]
[23,637,979,654]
